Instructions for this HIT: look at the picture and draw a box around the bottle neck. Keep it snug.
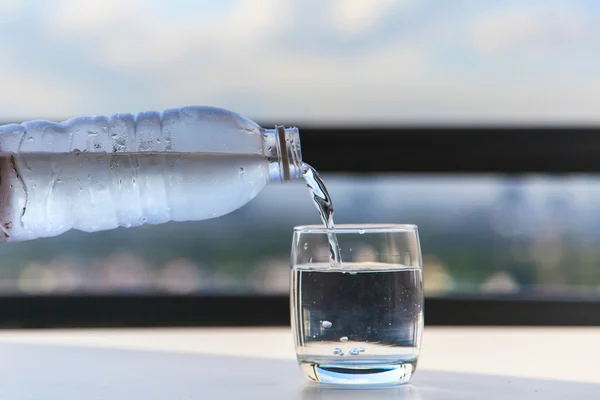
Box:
[264,126,303,183]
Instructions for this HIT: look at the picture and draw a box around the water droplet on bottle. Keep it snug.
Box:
[358,229,365,234]
[332,347,343,356]
[239,167,245,175]
[348,348,360,356]
[340,336,348,342]
[321,320,332,329]
[303,242,308,250]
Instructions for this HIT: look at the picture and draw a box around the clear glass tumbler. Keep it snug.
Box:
[290,224,424,386]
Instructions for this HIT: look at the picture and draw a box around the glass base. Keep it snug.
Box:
[299,361,415,386]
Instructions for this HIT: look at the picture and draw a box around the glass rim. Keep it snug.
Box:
[293,224,417,234]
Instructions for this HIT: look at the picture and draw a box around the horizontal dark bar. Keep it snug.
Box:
[425,296,600,326]
[2,295,600,329]
[3,122,600,173]
[0,295,288,329]
[297,126,600,174]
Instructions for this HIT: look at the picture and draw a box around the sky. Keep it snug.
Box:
[0,0,599,124]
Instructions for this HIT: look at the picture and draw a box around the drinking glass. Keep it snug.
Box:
[290,224,424,386]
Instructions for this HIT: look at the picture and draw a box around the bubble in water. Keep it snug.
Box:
[332,348,343,356]
[321,320,332,329]
[358,229,365,234]
[348,348,360,356]
[139,217,147,224]
[303,242,309,250]
[359,347,365,352]
[239,167,245,175]
[73,149,81,155]
[340,336,348,342]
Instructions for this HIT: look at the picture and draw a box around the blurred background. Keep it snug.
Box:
[1,0,599,303]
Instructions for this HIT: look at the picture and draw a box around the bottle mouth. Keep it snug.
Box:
[277,125,303,182]
[266,125,303,183]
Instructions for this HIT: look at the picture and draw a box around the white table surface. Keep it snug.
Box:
[0,327,598,399]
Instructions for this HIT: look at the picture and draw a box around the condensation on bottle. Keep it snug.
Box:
[0,106,302,242]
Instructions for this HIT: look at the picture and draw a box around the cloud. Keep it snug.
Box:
[0,0,20,21]
[470,3,591,55]
[328,0,418,36]
[44,0,293,70]
[0,65,79,119]
[39,0,429,121]
[0,0,19,12]
[132,33,428,122]
[1,0,600,123]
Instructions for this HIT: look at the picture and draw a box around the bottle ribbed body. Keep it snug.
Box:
[0,106,302,242]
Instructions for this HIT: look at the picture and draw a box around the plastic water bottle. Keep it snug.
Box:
[0,106,303,242]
